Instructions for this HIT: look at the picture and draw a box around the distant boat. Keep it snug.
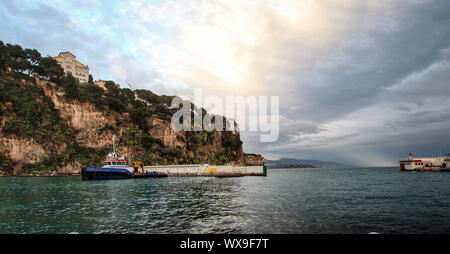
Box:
[399,152,450,172]
[82,135,168,180]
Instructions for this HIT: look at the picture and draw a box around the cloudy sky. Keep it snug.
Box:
[2,0,450,166]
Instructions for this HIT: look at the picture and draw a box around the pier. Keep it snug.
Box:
[143,164,267,177]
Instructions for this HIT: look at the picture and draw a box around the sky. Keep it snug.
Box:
[1,0,450,166]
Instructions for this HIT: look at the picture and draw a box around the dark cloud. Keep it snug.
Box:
[280,1,450,123]
[432,4,450,21]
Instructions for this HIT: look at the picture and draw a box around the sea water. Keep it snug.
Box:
[1,167,450,233]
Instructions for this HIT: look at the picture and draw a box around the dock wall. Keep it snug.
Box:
[143,165,266,177]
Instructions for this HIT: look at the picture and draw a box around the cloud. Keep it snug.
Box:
[1,0,450,166]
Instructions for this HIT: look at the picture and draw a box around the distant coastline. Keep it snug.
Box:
[265,158,357,169]
[266,164,317,169]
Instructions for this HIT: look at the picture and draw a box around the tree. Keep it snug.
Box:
[0,41,11,73]
[35,56,64,81]
[136,89,158,104]
[130,108,152,132]
[104,81,120,97]
[6,43,31,74]
[88,74,94,84]
[157,94,175,107]
[81,83,104,107]
[24,48,41,75]
[102,96,126,112]
[62,73,80,100]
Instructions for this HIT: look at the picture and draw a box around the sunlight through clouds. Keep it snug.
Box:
[125,0,351,95]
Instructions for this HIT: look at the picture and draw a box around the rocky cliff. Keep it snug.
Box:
[0,73,262,175]
[0,41,264,176]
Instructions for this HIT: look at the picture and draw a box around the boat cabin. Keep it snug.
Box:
[103,159,127,166]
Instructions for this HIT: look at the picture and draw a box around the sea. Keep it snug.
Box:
[1,167,450,234]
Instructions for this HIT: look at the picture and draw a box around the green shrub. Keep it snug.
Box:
[22,155,65,174]
[102,96,126,113]
[97,123,120,135]
[61,73,80,100]
[80,83,104,107]
[0,153,14,174]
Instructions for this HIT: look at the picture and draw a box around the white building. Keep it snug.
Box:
[53,52,89,83]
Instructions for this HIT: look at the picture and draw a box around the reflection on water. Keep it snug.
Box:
[2,167,450,233]
[0,177,248,233]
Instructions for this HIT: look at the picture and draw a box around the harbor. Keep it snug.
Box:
[82,136,266,180]
[82,163,267,180]
[142,164,267,177]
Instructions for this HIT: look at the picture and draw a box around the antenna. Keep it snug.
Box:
[125,80,135,91]
[125,80,150,107]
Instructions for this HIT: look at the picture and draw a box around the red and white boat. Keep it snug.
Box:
[399,153,450,172]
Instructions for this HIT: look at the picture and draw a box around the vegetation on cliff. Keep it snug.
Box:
[0,41,246,175]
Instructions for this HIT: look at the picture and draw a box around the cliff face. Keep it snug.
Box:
[146,117,185,148]
[0,74,260,175]
[1,137,46,165]
[39,81,118,148]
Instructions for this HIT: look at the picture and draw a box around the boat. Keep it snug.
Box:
[399,152,450,172]
[82,136,168,180]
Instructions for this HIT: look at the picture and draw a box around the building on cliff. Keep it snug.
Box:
[53,52,89,83]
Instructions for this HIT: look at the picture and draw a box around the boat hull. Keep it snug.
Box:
[82,167,133,180]
[82,167,168,180]
[133,172,168,178]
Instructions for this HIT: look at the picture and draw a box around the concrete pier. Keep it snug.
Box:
[143,164,267,177]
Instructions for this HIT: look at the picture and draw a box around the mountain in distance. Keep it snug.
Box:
[264,157,357,169]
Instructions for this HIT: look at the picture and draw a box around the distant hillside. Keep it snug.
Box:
[265,158,356,169]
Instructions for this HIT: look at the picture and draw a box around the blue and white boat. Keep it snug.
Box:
[82,136,168,180]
